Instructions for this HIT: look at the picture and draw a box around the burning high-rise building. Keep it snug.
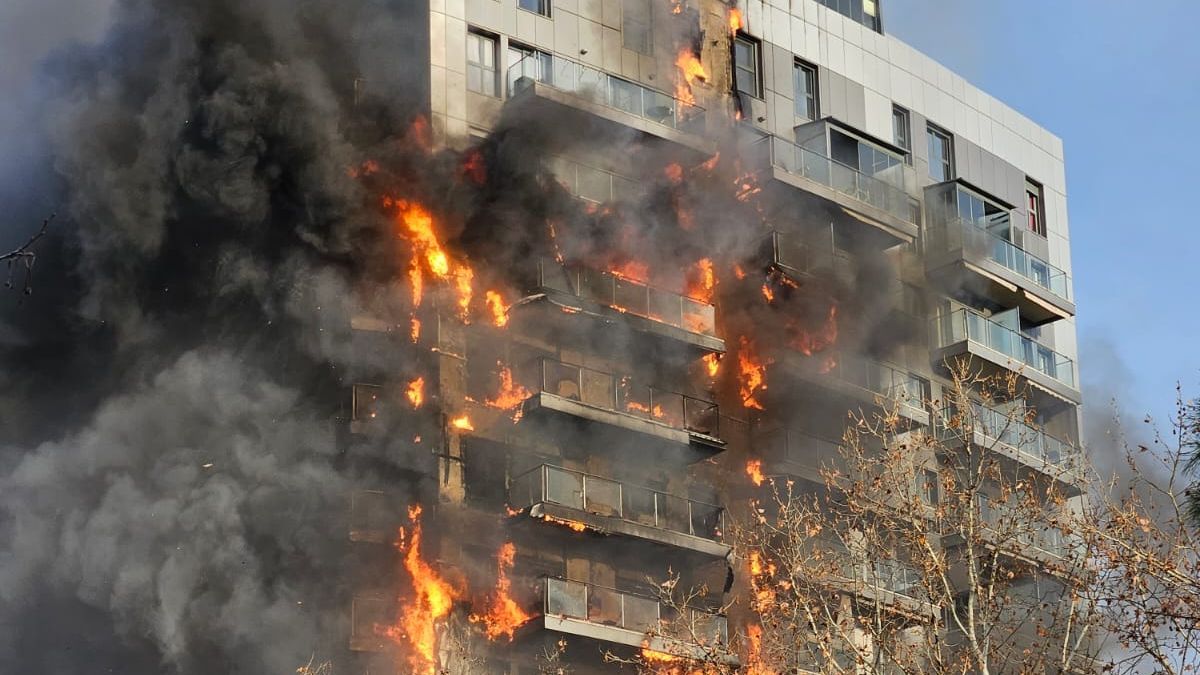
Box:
[333,0,1084,673]
[0,0,1086,673]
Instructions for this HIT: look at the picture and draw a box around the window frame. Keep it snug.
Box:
[892,104,911,163]
[926,123,955,182]
[733,34,762,99]
[1025,178,1046,236]
[466,29,499,98]
[793,59,819,121]
[517,0,551,17]
[621,0,653,55]
[507,42,553,93]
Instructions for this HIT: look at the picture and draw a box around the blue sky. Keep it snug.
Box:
[888,0,1200,427]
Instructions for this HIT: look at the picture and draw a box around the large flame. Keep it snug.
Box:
[486,363,532,410]
[746,459,765,486]
[744,623,776,675]
[407,376,425,409]
[485,290,508,327]
[738,336,770,410]
[469,542,533,641]
[702,353,721,379]
[451,414,475,431]
[729,8,744,33]
[391,199,475,321]
[687,258,717,303]
[389,506,461,674]
[674,49,708,106]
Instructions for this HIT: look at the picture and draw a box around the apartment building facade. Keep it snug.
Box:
[341,0,1085,672]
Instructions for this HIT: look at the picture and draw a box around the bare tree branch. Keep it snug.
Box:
[2,213,56,294]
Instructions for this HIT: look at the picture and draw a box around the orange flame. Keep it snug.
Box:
[702,353,720,378]
[389,506,461,674]
[729,8,744,34]
[625,400,667,420]
[761,284,774,303]
[543,514,588,532]
[392,200,475,321]
[738,336,770,410]
[687,258,717,303]
[674,49,708,106]
[410,317,421,343]
[407,377,425,409]
[610,259,650,283]
[485,290,509,327]
[744,623,776,675]
[486,363,532,410]
[469,542,533,641]
[451,415,475,431]
[664,163,685,185]
[791,304,839,357]
[746,459,765,486]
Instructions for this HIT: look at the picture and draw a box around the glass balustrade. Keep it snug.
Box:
[932,217,1072,301]
[509,464,725,540]
[765,136,918,225]
[508,54,705,134]
[538,259,717,337]
[938,403,1078,469]
[530,357,720,437]
[544,578,728,645]
[932,309,1076,388]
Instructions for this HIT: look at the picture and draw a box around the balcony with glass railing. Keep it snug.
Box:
[520,357,722,446]
[783,351,930,425]
[931,308,1078,400]
[751,135,920,239]
[535,258,722,351]
[510,464,729,556]
[925,182,1074,323]
[936,403,1081,485]
[542,577,734,662]
[973,495,1074,562]
[507,53,710,151]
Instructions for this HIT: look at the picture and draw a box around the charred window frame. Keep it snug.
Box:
[622,0,653,54]
[518,0,551,17]
[793,59,819,120]
[466,29,499,97]
[733,34,762,99]
[926,123,955,182]
[351,383,383,422]
[1025,178,1046,236]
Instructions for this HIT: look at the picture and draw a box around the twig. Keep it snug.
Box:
[2,213,55,294]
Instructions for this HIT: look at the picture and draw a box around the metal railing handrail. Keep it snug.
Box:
[933,216,1072,301]
[507,52,705,132]
[935,403,1079,469]
[542,577,729,643]
[537,258,716,309]
[534,356,721,437]
[511,463,725,541]
[932,308,1076,388]
[761,134,918,225]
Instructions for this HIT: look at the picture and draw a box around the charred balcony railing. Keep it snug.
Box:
[824,354,931,410]
[550,157,640,204]
[537,258,718,337]
[929,217,1072,302]
[932,308,1076,388]
[936,403,1079,472]
[530,357,720,437]
[510,464,725,541]
[757,135,919,227]
[508,53,705,134]
[543,577,729,646]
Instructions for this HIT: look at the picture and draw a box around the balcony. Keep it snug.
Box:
[925,182,1074,325]
[542,577,736,664]
[509,464,730,558]
[507,53,714,155]
[782,351,930,426]
[806,541,936,618]
[942,496,1079,572]
[748,132,920,244]
[936,403,1082,491]
[931,308,1080,403]
[535,258,723,353]
[520,358,723,449]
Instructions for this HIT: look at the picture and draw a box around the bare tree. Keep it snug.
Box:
[2,213,55,294]
[1071,392,1200,675]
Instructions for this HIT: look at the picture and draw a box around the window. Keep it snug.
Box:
[507,43,553,91]
[793,60,819,120]
[892,105,911,162]
[622,0,652,54]
[733,35,761,98]
[518,0,550,16]
[926,124,954,182]
[918,469,939,506]
[816,0,882,33]
[352,384,383,421]
[466,31,498,97]
[1025,179,1046,236]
